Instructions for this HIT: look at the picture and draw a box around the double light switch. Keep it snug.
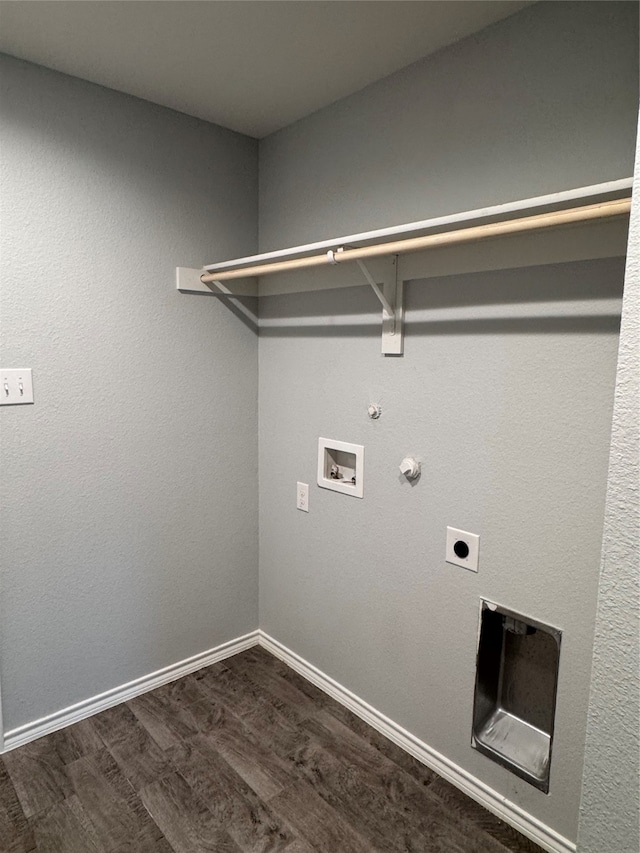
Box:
[1,369,34,405]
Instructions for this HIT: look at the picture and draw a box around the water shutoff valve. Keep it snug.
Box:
[399,457,420,480]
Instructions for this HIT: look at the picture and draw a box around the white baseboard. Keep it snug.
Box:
[258,631,576,853]
[2,630,259,754]
[2,627,576,853]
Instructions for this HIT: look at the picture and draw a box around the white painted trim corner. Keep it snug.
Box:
[1,630,259,754]
[258,631,576,853]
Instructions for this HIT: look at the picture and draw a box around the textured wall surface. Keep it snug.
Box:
[258,260,624,842]
[577,114,640,853]
[1,3,638,846]
[257,2,638,843]
[0,55,259,732]
[260,1,639,250]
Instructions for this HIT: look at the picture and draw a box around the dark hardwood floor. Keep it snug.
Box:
[0,646,546,853]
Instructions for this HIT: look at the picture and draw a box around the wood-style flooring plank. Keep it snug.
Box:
[268,780,381,853]
[288,718,506,853]
[127,685,203,752]
[194,666,310,760]
[299,700,533,852]
[248,646,447,809]
[145,672,207,708]
[29,795,108,853]
[427,777,545,853]
[281,730,429,853]
[281,842,317,853]
[90,703,174,792]
[192,699,292,801]
[131,675,293,804]
[224,651,321,720]
[239,648,334,713]
[318,697,438,788]
[109,832,174,853]
[0,760,36,853]
[302,707,426,788]
[300,710,512,853]
[232,654,534,853]
[170,733,295,852]
[65,748,166,852]
[139,770,243,853]
[2,839,37,853]
[2,737,75,819]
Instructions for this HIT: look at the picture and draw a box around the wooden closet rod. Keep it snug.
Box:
[200,197,631,285]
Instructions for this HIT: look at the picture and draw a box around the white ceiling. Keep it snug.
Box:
[0,1,533,138]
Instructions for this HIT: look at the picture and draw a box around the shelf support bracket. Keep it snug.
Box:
[175,267,257,325]
[356,260,394,316]
[176,267,257,297]
[356,258,404,355]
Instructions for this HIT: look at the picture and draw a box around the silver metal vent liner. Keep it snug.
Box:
[471,601,561,793]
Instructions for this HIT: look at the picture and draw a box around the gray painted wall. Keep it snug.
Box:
[1,2,638,846]
[258,261,624,842]
[260,1,639,250]
[258,2,638,843]
[578,115,640,853]
[0,55,259,733]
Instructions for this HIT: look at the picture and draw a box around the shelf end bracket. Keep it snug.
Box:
[356,258,404,355]
[176,267,258,297]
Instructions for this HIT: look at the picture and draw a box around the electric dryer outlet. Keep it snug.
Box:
[446,527,480,572]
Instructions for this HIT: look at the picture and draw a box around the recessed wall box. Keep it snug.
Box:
[471,601,561,793]
[317,438,364,498]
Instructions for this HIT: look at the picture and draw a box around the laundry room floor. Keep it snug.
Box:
[0,645,545,852]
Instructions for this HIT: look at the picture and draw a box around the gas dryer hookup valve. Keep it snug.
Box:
[399,457,421,480]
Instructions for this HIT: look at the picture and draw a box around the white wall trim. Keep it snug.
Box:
[1,630,259,754]
[1,626,575,853]
[258,631,576,853]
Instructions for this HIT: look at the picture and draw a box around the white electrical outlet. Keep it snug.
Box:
[1,369,34,405]
[446,526,480,572]
[296,482,309,512]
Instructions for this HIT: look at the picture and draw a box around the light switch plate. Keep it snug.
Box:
[446,526,480,572]
[1,369,34,405]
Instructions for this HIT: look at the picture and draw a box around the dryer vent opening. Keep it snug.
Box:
[471,601,561,793]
